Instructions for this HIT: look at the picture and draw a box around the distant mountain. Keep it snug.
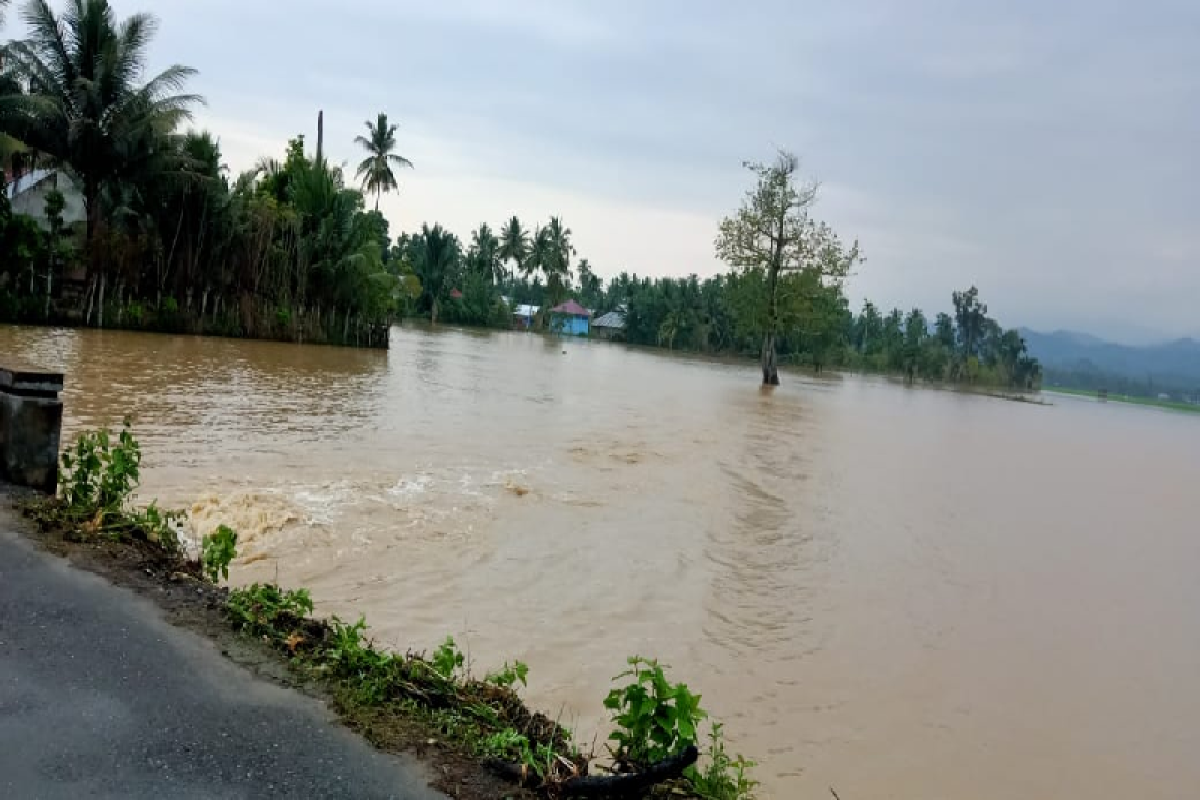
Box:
[1020,328,1200,390]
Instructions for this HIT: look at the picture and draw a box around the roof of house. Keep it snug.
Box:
[593,310,626,329]
[549,300,590,317]
[5,168,55,200]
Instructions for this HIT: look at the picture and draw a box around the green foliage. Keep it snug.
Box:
[128,501,186,557]
[603,656,707,768]
[2,0,201,251]
[42,423,192,560]
[431,635,465,679]
[715,151,862,382]
[218,588,585,786]
[0,3,394,347]
[847,288,1040,389]
[58,420,141,515]
[685,723,759,800]
[125,301,145,325]
[482,728,559,780]
[201,524,238,583]
[485,660,529,690]
[226,583,314,638]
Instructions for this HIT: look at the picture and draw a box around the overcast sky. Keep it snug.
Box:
[28,1,1200,341]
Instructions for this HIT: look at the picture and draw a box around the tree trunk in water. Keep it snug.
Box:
[84,277,96,325]
[84,183,99,273]
[44,269,51,320]
[342,309,350,343]
[761,333,780,385]
[97,272,106,329]
[431,298,439,326]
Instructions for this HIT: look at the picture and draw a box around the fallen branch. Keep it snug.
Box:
[488,745,699,797]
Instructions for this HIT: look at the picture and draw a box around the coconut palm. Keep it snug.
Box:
[354,112,413,212]
[411,223,460,324]
[543,216,574,308]
[1,0,201,246]
[523,224,550,285]
[468,222,502,285]
[497,215,529,286]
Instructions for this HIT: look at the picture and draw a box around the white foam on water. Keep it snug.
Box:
[387,473,433,499]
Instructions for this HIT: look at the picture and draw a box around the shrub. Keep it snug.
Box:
[685,722,759,800]
[58,419,141,516]
[431,635,465,679]
[128,501,187,558]
[604,656,706,768]
[125,301,145,326]
[605,656,757,798]
[485,660,529,690]
[226,583,314,638]
[201,524,239,583]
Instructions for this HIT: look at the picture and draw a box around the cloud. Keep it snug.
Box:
[39,0,1200,340]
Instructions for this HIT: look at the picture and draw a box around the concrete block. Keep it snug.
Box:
[0,361,64,494]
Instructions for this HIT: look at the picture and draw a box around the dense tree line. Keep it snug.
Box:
[405,215,1039,389]
[419,153,1038,390]
[0,0,399,346]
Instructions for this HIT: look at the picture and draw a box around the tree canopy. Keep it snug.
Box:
[715,151,862,384]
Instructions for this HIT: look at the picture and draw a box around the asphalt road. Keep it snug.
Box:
[0,525,446,799]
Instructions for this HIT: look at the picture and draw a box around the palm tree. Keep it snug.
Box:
[354,112,413,212]
[497,215,528,287]
[524,224,549,285]
[2,0,201,248]
[543,216,574,308]
[658,308,687,350]
[411,223,460,324]
[468,222,502,285]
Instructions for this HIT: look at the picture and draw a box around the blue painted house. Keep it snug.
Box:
[549,300,591,336]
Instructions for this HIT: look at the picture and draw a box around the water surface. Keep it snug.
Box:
[5,323,1198,798]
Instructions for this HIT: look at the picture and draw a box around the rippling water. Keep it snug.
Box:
[5,323,1199,798]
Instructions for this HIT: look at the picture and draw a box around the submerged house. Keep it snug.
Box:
[5,168,86,231]
[591,308,626,341]
[512,304,540,330]
[549,300,591,336]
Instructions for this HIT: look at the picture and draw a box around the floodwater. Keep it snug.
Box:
[4,323,1199,799]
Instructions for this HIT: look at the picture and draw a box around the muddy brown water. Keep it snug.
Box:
[4,323,1199,798]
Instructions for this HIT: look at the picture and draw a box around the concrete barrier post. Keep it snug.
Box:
[0,364,64,494]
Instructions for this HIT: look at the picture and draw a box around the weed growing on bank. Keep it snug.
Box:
[201,524,238,583]
[36,418,188,556]
[30,423,758,798]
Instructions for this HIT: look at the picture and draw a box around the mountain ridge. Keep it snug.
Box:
[1020,328,1200,389]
